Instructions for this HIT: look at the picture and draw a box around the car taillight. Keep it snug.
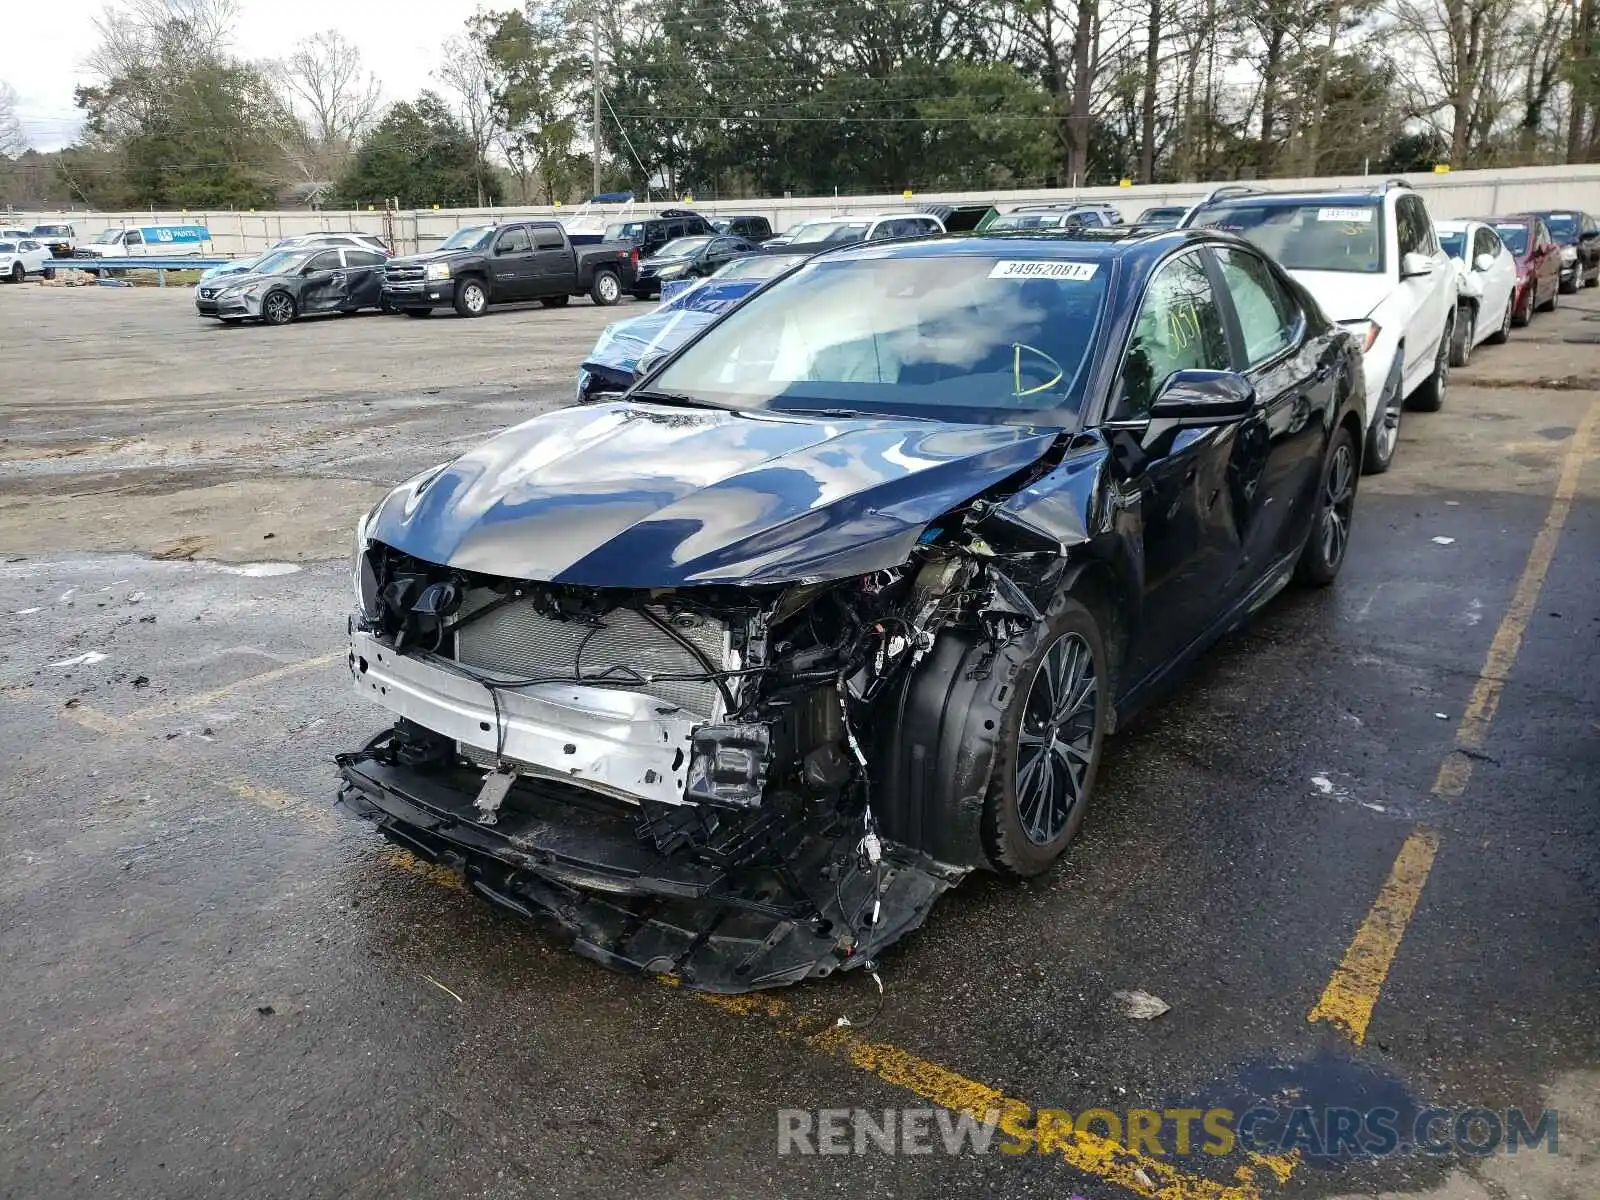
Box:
[630,247,639,266]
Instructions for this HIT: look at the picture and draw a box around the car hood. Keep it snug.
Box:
[199,269,293,291]
[1285,270,1397,322]
[367,401,1060,586]
[390,248,476,266]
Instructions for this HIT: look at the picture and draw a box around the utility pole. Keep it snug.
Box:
[592,7,603,198]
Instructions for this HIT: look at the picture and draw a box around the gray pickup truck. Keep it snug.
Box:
[382,220,639,317]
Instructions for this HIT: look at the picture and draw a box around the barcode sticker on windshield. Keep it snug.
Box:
[1317,208,1374,223]
[989,260,1098,281]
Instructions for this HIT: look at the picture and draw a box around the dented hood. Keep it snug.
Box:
[368,401,1059,586]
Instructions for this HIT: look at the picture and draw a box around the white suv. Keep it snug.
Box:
[769,212,944,248]
[1184,182,1457,474]
[0,237,49,283]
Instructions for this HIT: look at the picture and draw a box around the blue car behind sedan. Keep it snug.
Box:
[576,253,808,402]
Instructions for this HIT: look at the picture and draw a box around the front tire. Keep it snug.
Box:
[8,263,22,283]
[1448,302,1474,367]
[981,597,1109,879]
[1539,282,1559,312]
[453,277,489,318]
[1407,316,1451,413]
[590,269,622,306]
[1362,356,1403,475]
[1296,425,1358,587]
[261,290,296,326]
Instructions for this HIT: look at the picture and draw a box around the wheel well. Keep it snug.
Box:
[1061,560,1129,730]
[1340,410,1366,470]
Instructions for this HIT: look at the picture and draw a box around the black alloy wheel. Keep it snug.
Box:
[982,596,1109,878]
[261,291,296,326]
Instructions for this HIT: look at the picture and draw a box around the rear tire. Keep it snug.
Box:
[1295,425,1358,587]
[1511,286,1533,327]
[981,596,1109,879]
[1448,303,1473,367]
[1407,316,1451,413]
[453,277,489,318]
[590,269,622,306]
[541,294,570,308]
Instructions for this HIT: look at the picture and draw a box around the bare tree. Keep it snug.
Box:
[436,35,501,207]
[1387,0,1518,164]
[0,81,26,158]
[271,30,383,182]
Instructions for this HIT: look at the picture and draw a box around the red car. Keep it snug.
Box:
[1487,214,1562,325]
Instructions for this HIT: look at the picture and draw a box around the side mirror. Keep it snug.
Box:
[1148,369,1255,424]
[1473,252,1495,272]
[1400,251,1434,278]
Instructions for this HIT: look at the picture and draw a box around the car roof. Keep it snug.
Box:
[813,228,1202,268]
[1196,191,1386,209]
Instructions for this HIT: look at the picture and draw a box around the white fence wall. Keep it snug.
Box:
[19,163,1600,259]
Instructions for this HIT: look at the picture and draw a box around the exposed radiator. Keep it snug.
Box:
[453,597,729,720]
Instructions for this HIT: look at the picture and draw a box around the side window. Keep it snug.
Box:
[496,228,531,254]
[306,250,342,272]
[1216,248,1298,366]
[345,249,385,266]
[667,221,688,241]
[124,230,143,246]
[915,218,941,235]
[20,240,37,251]
[533,226,565,250]
[1471,228,1496,261]
[1115,251,1233,420]
[1535,220,1551,250]
[1394,199,1424,257]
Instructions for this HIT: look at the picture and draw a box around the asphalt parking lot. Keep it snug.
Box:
[1,284,1596,1200]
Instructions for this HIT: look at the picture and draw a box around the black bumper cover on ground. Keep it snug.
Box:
[336,735,966,992]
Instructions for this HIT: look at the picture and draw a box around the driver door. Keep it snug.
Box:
[298,249,348,313]
[490,227,535,300]
[1107,249,1251,682]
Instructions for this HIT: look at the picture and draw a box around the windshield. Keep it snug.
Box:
[653,236,712,258]
[650,253,1108,425]
[1541,212,1578,240]
[31,226,65,236]
[1190,201,1385,273]
[91,228,123,244]
[1492,223,1529,256]
[1438,232,1467,260]
[1137,207,1185,225]
[715,253,805,281]
[784,220,871,245]
[439,225,494,250]
[249,250,311,276]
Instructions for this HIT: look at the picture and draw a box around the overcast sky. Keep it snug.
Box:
[7,0,490,151]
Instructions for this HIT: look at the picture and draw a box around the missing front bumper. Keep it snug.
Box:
[336,732,966,992]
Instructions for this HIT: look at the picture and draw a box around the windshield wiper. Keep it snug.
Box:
[628,388,730,411]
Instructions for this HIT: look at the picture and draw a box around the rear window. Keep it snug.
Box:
[1190,201,1385,274]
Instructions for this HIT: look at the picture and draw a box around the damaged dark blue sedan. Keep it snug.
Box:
[337,230,1366,991]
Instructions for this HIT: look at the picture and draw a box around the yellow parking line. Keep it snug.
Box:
[670,977,1292,1198]
[1306,827,1439,1043]
[1313,397,1597,1044]
[127,651,344,724]
[1434,398,1597,796]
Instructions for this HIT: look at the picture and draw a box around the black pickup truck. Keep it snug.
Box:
[382,220,638,317]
